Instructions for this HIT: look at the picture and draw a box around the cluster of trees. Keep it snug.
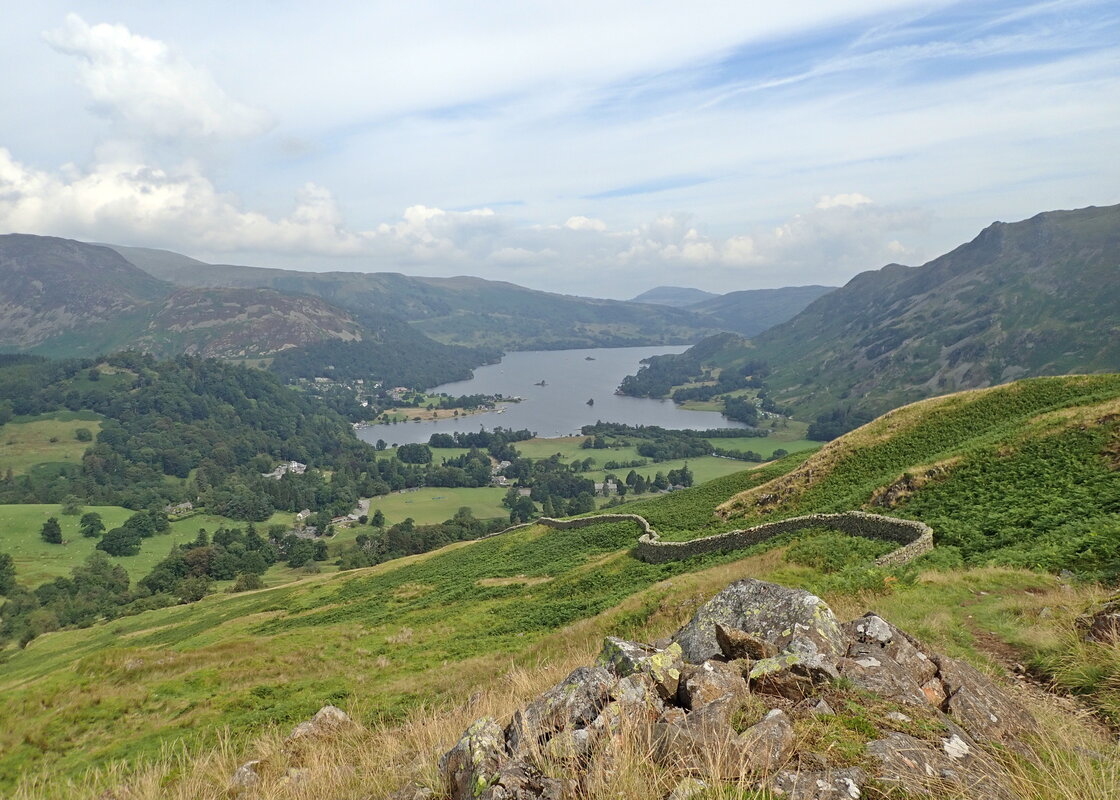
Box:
[616,333,744,398]
[267,321,500,389]
[336,508,506,570]
[806,408,874,441]
[0,522,330,648]
[617,343,789,426]
[428,428,535,450]
[96,510,171,556]
[669,361,769,404]
[0,353,374,515]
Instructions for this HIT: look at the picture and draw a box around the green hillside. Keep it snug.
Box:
[2,374,1118,793]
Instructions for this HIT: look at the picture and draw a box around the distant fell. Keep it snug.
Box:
[654,204,1120,418]
[110,245,721,350]
[0,235,169,349]
[688,284,836,337]
[762,204,1120,414]
[0,234,492,386]
[136,287,365,359]
[629,285,721,307]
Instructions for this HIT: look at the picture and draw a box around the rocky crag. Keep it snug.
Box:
[420,578,1035,800]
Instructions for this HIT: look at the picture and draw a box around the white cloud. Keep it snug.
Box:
[43,14,269,141]
[0,142,928,294]
[816,193,874,209]
[564,216,607,232]
[0,148,362,254]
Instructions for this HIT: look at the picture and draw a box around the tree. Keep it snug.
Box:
[231,572,264,592]
[61,495,83,515]
[371,509,385,528]
[397,443,432,464]
[509,496,537,524]
[97,527,142,557]
[74,427,93,442]
[0,552,15,595]
[40,517,63,545]
[79,512,105,538]
[176,575,211,603]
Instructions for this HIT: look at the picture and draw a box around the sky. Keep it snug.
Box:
[0,1,1117,298]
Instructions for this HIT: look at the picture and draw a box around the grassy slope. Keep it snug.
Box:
[717,375,1120,546]
[0,506,297,587]
[2,374,1119,791]
[0,417,103,477]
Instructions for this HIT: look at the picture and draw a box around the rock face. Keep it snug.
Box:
[673,579,847,663]
[437,578,1035,800]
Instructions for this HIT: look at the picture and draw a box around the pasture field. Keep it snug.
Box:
[0,415,103,476]
[511,436,592,461]
[0,505,297,587]
[364,486,509,527]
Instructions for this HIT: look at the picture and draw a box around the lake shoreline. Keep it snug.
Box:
[357,345,749,448]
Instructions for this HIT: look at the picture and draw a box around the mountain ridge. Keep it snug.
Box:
[627,204,1120,420]
[108,244,724,350]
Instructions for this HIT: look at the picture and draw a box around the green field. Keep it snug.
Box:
[0,415,103,477]
[0,505,297,588]
[510,436,593,461]
[364,486,509,527]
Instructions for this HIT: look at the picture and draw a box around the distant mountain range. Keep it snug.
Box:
[687,285,836,337]
[0,235,495,386]
[108,245,720,351]
[629,286,721,306]
[0,232,836,390]
[640,204,1120,419]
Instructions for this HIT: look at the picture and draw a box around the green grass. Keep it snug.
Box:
[513,436,593,461]
[0,506,297,588]
[0,416,103,477]
[365,487,509,527]
[584,455,756,487]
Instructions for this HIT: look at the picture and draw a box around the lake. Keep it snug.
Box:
[356,345,751,447]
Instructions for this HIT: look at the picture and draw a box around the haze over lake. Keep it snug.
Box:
[356,346,751,447]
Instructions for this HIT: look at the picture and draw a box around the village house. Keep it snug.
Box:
[262,461,309,480]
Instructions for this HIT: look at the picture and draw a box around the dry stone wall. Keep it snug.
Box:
[491,510,932,566]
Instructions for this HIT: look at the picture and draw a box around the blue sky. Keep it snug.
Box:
[0,1,1116,297]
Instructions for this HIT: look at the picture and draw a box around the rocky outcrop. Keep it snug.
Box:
[438,578,1034,800]
[1079,594,1120,643]
[673,579,847,663]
